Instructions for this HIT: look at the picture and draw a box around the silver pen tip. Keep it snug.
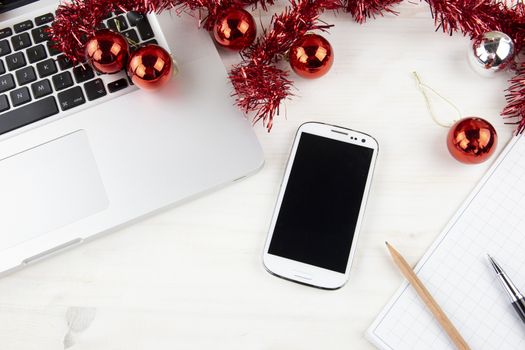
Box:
[488,254,503,274]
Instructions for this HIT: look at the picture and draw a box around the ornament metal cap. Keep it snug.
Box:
[468,31,515,77]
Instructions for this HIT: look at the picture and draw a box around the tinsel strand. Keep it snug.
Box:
[425,0,502,38]
[242,0,340,65]
[502,63,525,134]
[230,0,340,131]
[344,0,402,23]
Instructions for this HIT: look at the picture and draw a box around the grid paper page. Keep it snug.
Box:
[367,135,525,350]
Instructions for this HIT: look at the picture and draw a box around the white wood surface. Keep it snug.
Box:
[0,2,517,349]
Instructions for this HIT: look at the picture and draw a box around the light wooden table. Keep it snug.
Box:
[0,2,516,349]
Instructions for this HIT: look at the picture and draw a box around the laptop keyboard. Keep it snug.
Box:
[0,11,159,136]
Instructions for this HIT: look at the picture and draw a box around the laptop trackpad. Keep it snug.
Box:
[0,130,108,251]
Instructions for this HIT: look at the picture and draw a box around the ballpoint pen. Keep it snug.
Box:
[488,254,525,324]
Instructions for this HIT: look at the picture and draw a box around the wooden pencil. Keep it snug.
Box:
[385,241,471,350]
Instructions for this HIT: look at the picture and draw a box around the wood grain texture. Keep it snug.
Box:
[0,2,516,349]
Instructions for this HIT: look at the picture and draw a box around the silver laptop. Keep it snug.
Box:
[0,0,264,275]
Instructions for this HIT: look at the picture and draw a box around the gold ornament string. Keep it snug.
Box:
[413,71,462,128]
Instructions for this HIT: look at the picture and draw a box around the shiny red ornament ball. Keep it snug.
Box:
[127,44,173,90]
[213,8,256,50]
[85,29,129,74]
[289,34,334,79]
[447,117,497,164]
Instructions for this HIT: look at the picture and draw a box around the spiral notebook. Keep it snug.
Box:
[367,135,525,349]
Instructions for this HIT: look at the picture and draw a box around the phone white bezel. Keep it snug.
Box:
[262,122,379,289]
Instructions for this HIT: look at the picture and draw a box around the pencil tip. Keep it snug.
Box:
[385,241,389,246]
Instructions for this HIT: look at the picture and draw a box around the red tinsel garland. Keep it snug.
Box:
[230,0,403,130]
[345,0,401,23]
[425,0,525,53]
[502,63,525,134]
[51,0,525,133]
[50,0,273,63]
[426,0,525,133]
[233,0,525,132]
[230,64,293,130]
[425,0,502,38]
[50,0,402,130]
[230,0,340,130]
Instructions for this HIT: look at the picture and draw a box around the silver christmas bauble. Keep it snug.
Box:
[468,31,515,76]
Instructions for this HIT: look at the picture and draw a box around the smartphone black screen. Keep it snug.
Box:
[268,132,374,273]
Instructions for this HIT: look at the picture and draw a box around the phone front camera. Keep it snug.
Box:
[361,139,366,143]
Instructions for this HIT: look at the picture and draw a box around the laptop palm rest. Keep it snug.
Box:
[0,130,108,252]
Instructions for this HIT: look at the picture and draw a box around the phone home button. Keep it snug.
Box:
[292,270,313,280]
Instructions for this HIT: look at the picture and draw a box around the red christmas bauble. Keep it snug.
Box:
[213,8,256,50]
[289,34,334,79]
[447,117,497,164]
[85,29,129,74]
[127,44,173,90]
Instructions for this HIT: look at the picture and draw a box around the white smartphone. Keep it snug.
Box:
[263,122,378,289]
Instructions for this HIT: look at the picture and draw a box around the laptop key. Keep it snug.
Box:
[72,65,94,83]
[107,16,129,32]
[52,71,73,91]
[14,20,33,34]
[46,40,61,56]
[15,66,36,85]
[27,44,47,63]
[31,79,52,98]
[107,78,128,93]
[136,17,154,41]
[126,12,145,26]
[0,94,9,112]
[0,40,11,57]
[10,86,31,106]
[122,29,139,46]
[0,60,5,75]
[35,13,54,26]
[57,55,73,70]
[0,28,13,40]
[0,96,58,135]
[31,26,50,44]
[127,12,154,40]
[84,78,106,100]
[36,58,57,77]
[5,52,26,71]
[57,86,85,111]
[11,32,31,51]
[0,73,15,92]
